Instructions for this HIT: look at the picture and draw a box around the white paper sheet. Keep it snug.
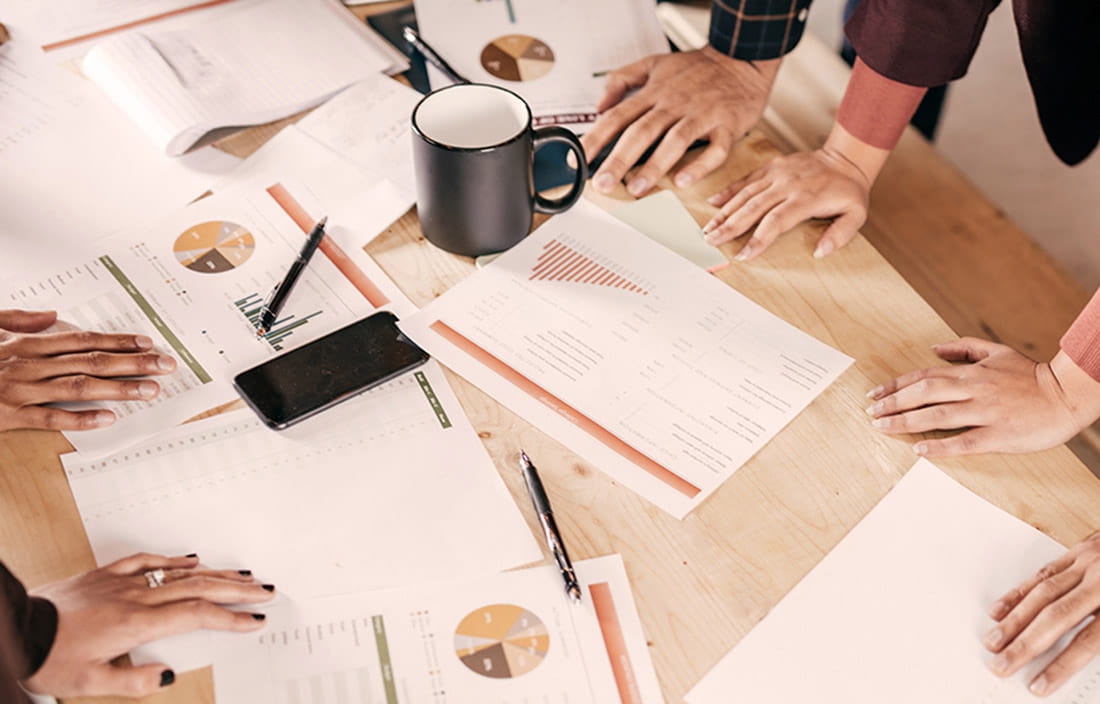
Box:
[400,201,852,518]
[0,29,239,281]
[415,0,669,131]
[81,0,402,154]
[210,555,663,704]
[62,360,543,671]
[4,163,413,457]
[686,459,1100,704]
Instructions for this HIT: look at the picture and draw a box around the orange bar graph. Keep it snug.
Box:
[528,239,649,294]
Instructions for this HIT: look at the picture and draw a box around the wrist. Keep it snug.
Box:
[822,123,889,186]
[1050,350,1100,430]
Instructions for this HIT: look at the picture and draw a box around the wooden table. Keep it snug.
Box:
[3,5,1100,703]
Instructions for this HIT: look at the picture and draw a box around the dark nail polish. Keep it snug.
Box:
[160,669,175,687]
[252,613,267,621]
[262,584,275,592]
[185,553,198,558]
[238,570,252,576]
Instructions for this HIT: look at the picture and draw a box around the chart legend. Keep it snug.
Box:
[530,238,650,294]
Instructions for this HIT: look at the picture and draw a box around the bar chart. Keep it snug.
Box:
[529,238,650,295]
[234,291,322,351]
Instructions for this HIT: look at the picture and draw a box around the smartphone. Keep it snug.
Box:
[233,311,430,430]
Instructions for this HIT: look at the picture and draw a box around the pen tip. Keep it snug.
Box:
[519,449,530,464]
[568,585,583,603]
[317,216,328,228]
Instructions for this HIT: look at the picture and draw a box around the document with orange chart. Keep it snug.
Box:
[2,161,413,458]
[210,555,663,704]
[400,201,853,518]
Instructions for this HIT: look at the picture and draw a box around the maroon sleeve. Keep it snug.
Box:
[844,0,1002,87]
[1061,289,1100,383]
[1,561,57,679]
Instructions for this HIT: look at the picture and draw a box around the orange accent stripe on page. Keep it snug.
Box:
[429,320,701,498]
[591,582,644,704]
[42,0,240,51]
[265,184,391,308]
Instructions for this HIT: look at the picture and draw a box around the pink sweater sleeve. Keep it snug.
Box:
[1061,288,1100,382]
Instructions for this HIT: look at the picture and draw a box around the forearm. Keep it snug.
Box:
[1061,289,1100,383]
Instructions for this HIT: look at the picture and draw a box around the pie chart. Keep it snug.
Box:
[480,35,554,82]
[454,604,549,679]
[173,221,255,274]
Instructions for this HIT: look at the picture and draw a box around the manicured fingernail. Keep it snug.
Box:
[871,418,888,429]
[866,386,884,399]
[991,653,1011,675]
[627,177,648,196]
[94,411,116,427]
[734,245,753,262]
[185,553,198,558]
[135,335,154,350]
[990,600,1009,619]
[156,355,176,372]
[675,173,694,188]
[913,442,928,455]
[262,584,275,592]
[984,628,1004,650]
[594,173,615,192]
[702,221,716,234]
[160,669,175,687]
[865,403,879,417]
[252,613,266,621]
[137,381,158,398]
[1030,674,1051,696]
[814,240,834,259]
[238,569,252,576]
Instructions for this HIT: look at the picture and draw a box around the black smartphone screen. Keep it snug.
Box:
[233,311,430,429]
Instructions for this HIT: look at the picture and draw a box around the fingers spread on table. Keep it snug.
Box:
[985,566,1082,652]
[674,129,733,188]
[990,554,1077,620]
[912,428,1001,457]
[596,56,654,113]
[142,575,275,606]
[990,578,1098,678]
[69,662,177,698]
[814,211,864,259]
[870,402,982,434]
[14,376,160,404]
[594,107,680,194]
[704,187,784,246]
[580,95,653,170]
[867,376,969,418]
[866,366,961,402]
[14,351,175,381]
[933,337,1000,363]
[145,599,268,642]
[733,201,808,262]
[628,118,708,195]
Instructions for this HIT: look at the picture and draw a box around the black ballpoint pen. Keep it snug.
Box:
[402,27,469,85]
[520,450,582,603]
[257,216,328,335]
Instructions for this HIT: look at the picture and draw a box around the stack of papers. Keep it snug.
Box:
[82,0,404,154]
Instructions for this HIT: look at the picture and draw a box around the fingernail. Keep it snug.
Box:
[135,335,154,350]
[866,386,884,399]
[252,613,267,621]
[702,221,716,234]
[262,584,275,592]
[185,553,198,558]
[627,177,648,196]
[1030,674,1051,696]
[990,600,1008,619]
[94,411,116,427]
[160,669,175,687]
[913,442,928,455]
[865,403,881,417]
[156,355,176,372]
[594,173,615,192]
[734,245,753,262]
[137,381,158,399]
[984,628,1004,650]
[675,173,694,188]
[871,418,888,429]
[238,569,252,576]
[991,653,1011,675]
[814,240,834,259]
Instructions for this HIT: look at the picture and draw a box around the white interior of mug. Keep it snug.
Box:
[414,84,529,149]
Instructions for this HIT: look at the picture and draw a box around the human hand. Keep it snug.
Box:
[0,309,177,432]
[867,340,1100,457]
[25,553,274,698]
[581,47,779,197]
[702,147,871,261]
[984,532,1100,696]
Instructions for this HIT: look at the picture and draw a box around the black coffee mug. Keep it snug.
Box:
[411,83,588,257]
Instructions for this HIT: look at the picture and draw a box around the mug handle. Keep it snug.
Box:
[532,126,588,215]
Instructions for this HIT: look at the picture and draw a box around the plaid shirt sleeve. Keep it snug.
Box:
[709,0,814,61]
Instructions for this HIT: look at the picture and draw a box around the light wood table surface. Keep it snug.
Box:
[3,4,1100,703]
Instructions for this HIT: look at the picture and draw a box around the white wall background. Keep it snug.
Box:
[806,0,1100,291]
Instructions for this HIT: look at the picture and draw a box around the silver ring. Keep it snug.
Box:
[144,569,166,589]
